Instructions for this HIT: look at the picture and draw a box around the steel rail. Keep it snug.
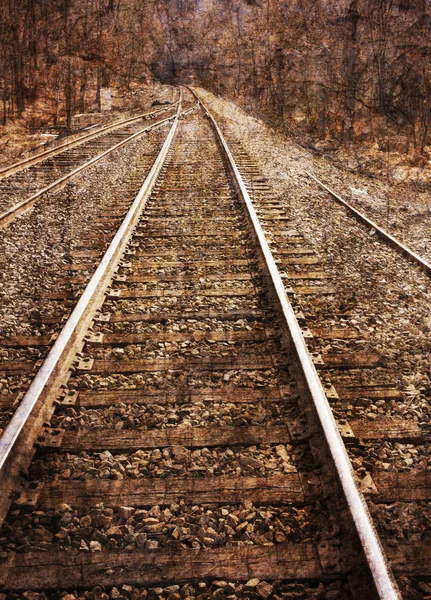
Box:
[0,95,180,181]
[0,111,179,228]
[0,92,182,525]
[192,88,401,600]
[306,170,431,275]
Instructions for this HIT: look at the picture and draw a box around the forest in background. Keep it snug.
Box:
[1,0,431,162]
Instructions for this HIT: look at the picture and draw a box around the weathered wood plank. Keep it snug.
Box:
[370,470,431,502]
[311,328,359,340]
[276,229,302,236]
[0,544,335,590]
[81,355,277,374]
[61,263,95,272]
[69,250,103,258]
[0,361,35,375]
[0,336,51,348]
[116,273,252,283]
[88,330,272,346]
[0,393,17,409]
[261,216,290,222]
[109,309,265,323]
[274,248,315,256]
[277,257,320,265]
[79,233,111,241]
[134,232,240,240]
[35,474,313,509]
[287,272,329,280]
[131,250,245,258]
[47,425,291,452]
[57,276,88,285]
[138,245,243,254]
[76,386,289,408]
[318,352,382,369]
[33,315,67,325]
[122,259,250,268]
[293,286,336,296]
[110,288,256,299]
[141,216,236,223]
[347,417,422,441]
[143,213,234,219]
[70,242,108,252]
[335,385,402,400]
[388,542,431,576]
[42,291,79,300]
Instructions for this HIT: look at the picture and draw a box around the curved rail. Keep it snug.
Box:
[0,92,179,181]
[0,92,183,524]
[0,110,180,228]
[306,171,431,275]
[191,87,401,600]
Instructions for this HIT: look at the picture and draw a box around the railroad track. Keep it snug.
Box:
[0,89,180,226]
[0,93,202,432]
[0,86,428,598]
[191,89,431,599]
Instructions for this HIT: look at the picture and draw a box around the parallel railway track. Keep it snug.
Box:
[0,86,430,598]
[0,93,201,429]
[305,172,431,275]
[0,89,180,226]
